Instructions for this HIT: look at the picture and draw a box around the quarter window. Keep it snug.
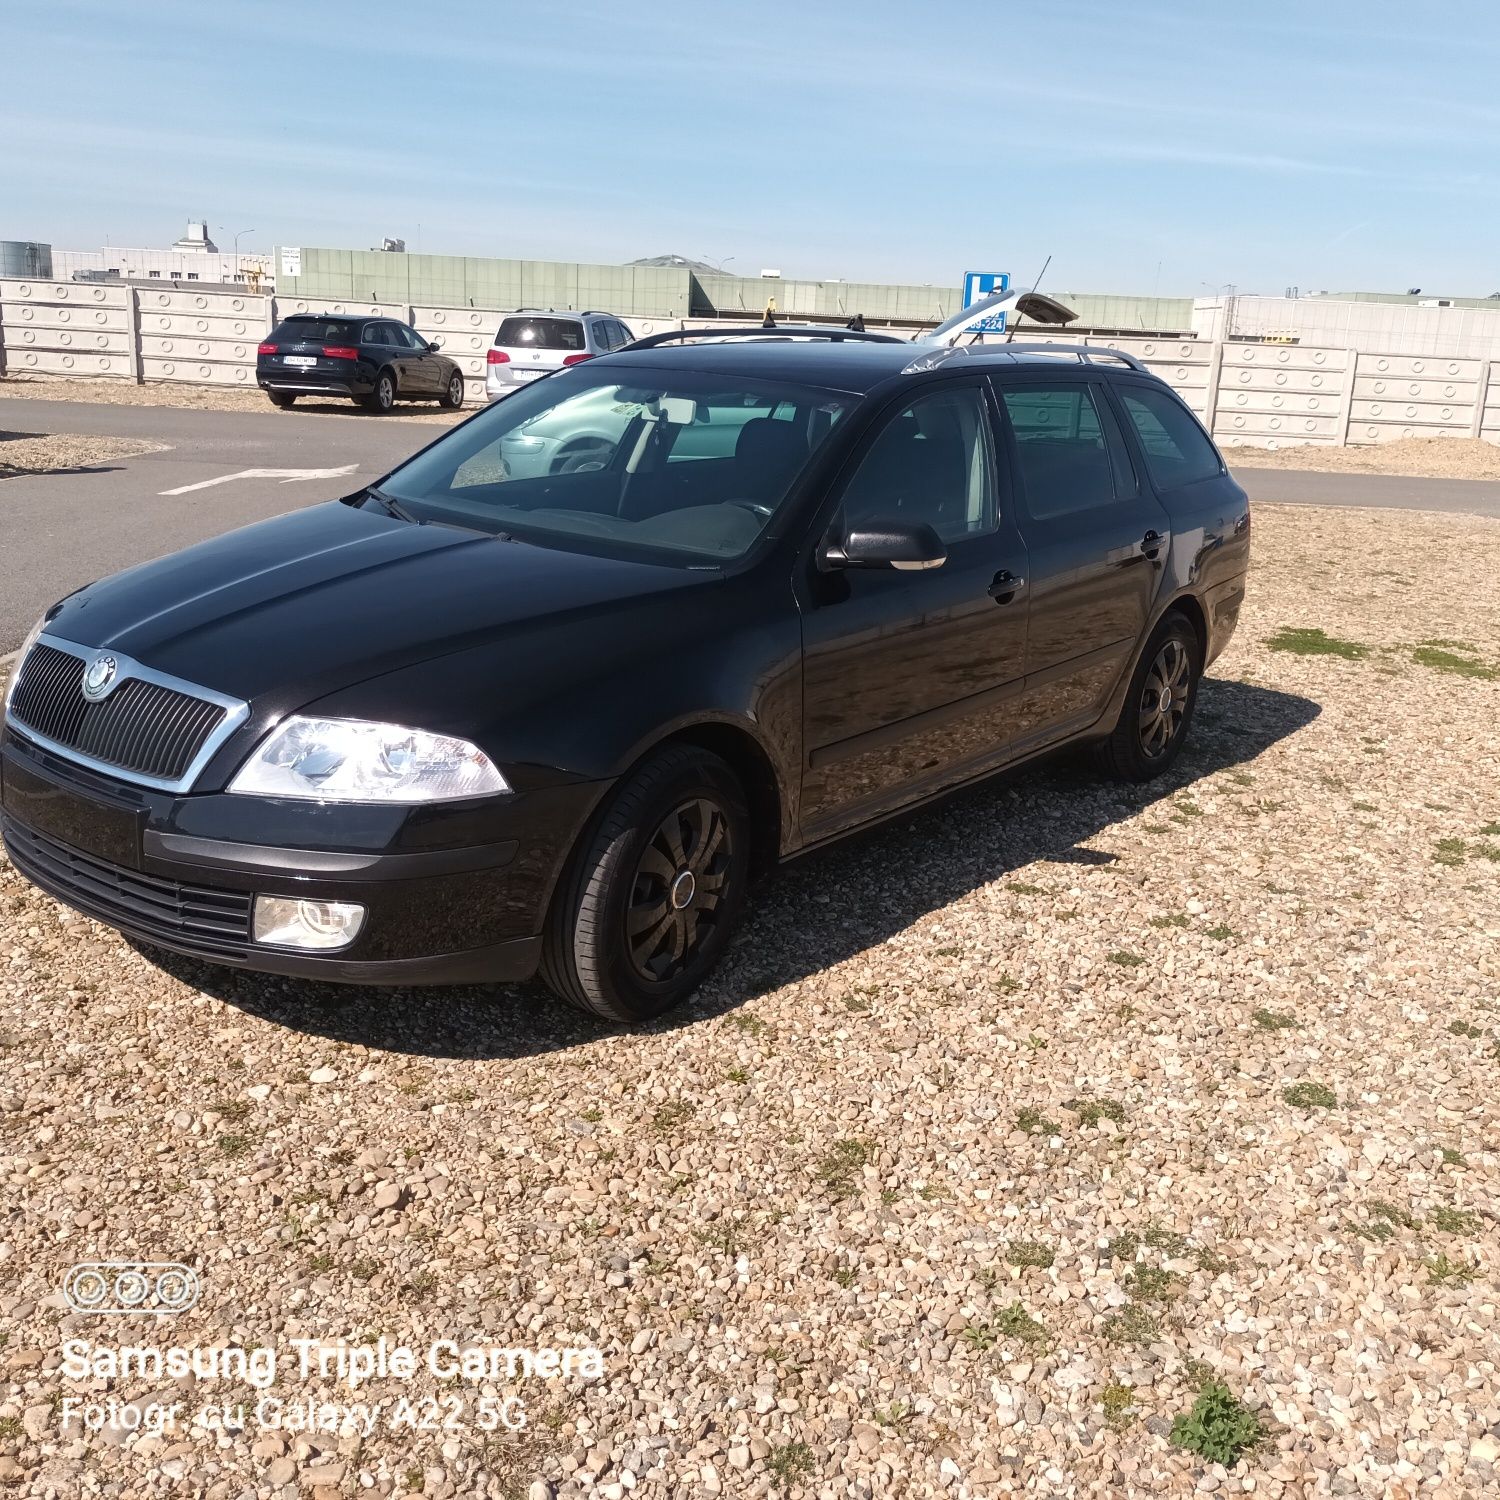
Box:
[999,382,1117,519]
[840,387,996,544]
[1118,385,1223,489]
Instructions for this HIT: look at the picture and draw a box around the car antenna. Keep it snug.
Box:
[1004,254,1052,343]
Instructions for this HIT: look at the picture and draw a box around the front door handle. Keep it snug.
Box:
[988,570,1026,604]
[1141,529,1165,559]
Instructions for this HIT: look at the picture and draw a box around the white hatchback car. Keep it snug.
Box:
[485,311,636,400]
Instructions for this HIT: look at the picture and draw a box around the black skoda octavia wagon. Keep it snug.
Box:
[1,320,1249,1022]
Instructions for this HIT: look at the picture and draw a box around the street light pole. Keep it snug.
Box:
[228,228,255,282]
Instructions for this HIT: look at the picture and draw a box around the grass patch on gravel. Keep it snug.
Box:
[816,1138,874,1197]
[1283,1081,1336,1110]
[1016,1107,1059,1136]
[1267,626,1370,660]
[965,1303,1049,1351]
[1429,1205,1480,1235]
[765,1442,814,1487]
[1253,1008,1300,1031]
[1410,643,1498,679]
[1065,1096,1126,1126]
[1004,1239,1055,1269]
[1425,1252,1477,1285]
[1103,1303,1160,1346]
[1101,1383,1139,1430]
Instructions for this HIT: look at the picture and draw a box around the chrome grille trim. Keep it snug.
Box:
[3,633,251,793]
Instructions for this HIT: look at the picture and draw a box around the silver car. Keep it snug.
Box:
[485,311,636,400]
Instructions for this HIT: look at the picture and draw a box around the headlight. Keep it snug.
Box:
[227,716,510,802]
[3,614,47,718]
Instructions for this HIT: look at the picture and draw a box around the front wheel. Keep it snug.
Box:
[362,370,395,414]
[439,371,465,410]
[1096,613,1202,781]
[540,746,751,1022]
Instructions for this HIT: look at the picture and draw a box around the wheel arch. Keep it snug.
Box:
[1157,590,1208,663]
[628,718,788,880]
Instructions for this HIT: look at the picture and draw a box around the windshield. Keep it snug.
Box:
[377,370,853,564]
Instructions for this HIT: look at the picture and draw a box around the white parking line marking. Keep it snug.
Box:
[159,464,359,496]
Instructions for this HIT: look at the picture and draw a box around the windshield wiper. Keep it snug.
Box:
[365,485,420,523]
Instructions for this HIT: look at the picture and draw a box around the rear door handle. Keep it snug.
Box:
[988,570,1026,603]
[1141,529,1165,559]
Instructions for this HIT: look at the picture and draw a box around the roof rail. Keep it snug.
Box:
[963,342,1151,373]
[623,325,906,351]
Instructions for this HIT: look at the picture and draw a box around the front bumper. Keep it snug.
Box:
[0,731,605,986]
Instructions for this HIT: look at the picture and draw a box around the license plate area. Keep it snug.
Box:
[284,355,317,368]
[1,754,144,867]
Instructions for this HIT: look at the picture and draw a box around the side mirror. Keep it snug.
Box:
[427,338,442,352]
[824,519,947,572]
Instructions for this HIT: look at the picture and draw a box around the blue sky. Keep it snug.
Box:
[6,0,1500,296]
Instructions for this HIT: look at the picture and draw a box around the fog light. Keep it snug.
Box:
[252,896,366,951]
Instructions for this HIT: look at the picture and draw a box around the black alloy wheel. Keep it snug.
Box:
[625,797,733,984]
[1096,613,1202,782]
[1138,636,1191,759]
[541,745,751,1022]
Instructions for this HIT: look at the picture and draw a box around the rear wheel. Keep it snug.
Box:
[267,392,296,409]
[540,746,751,1022]
[362,370,395,414]
[1096,613,1202,781]
[439,371,465,410]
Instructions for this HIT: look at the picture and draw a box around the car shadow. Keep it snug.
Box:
[143,676,1319,1060]
[1,464,130,480]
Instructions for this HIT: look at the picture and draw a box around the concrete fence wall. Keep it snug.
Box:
[2,277,1498,450]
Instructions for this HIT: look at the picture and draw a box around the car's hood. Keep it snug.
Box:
[44,502,711,705]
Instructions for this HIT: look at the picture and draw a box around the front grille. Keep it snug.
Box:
[8,643,228,784]
[2,817,252,948]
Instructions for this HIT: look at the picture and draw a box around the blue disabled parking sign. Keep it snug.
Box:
[962,271,1011,333]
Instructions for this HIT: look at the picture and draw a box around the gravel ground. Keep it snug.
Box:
[1230,436,1500,481]
[2,502,1498,1499]
[0,431,168,479]
[0,377,462,426]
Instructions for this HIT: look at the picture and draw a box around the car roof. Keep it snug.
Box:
[281,312,382,324]
[596,339,1156,396]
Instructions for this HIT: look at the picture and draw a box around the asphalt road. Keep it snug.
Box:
[4,395,1500,651]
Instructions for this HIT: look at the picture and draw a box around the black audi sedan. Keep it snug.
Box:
[1,328,1249,1022]
[257,314,466,414]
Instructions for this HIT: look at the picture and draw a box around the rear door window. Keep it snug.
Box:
[496,316,586,351]
[1117,384,1223,490]
[998,381,1122,519]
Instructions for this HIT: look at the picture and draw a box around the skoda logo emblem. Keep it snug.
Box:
[81,654,119,701]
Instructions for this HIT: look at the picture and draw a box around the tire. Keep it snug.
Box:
[540,746,751,1023]
[1096,613,1202,782]
[362,370,396,414]
[267,392,297,409]
[439,371,465,410]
